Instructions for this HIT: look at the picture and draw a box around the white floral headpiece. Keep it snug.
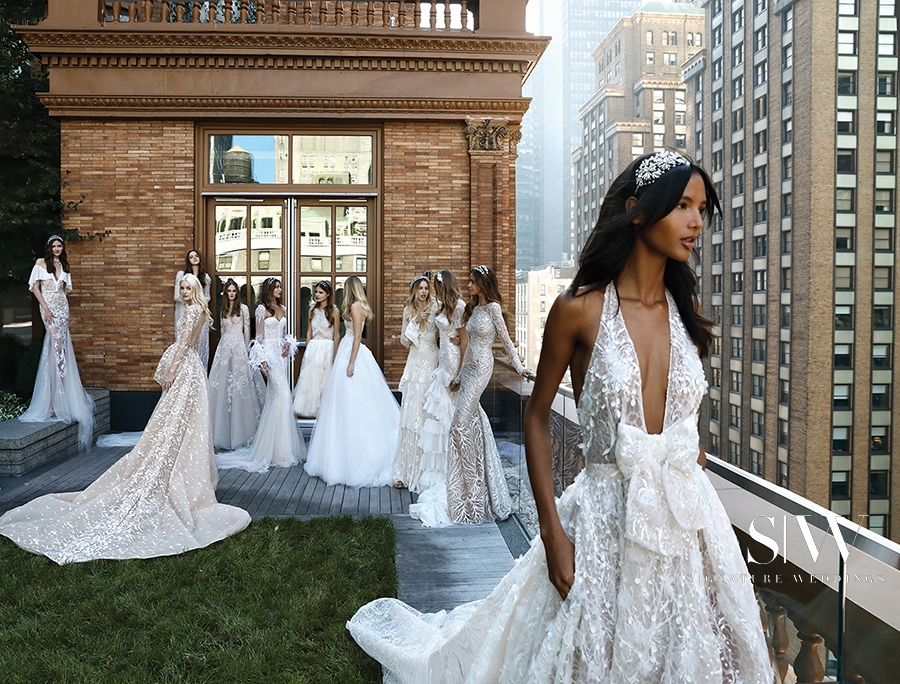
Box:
[475,265,490,277]
[435,272,443,283]
[635,151,690,190]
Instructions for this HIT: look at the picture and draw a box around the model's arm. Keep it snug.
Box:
[346,302,365,377]
[523,294,585,600]
[280,306,291,357]
[255,305,266,344]
[488,302,532,378]
[240,304,250,347]
[332,306,341,358]
[174,271,184,303]
[400,306,417,348]
[203,274,211,303]
[306,307,314,345]
[29,260,53,326]
[164,305,201,391]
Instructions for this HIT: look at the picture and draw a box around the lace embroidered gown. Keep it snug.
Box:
[174,270,211,369]
[208,303,264,450]
[444,302,518,525]
[215,306,305,473]
[304,317,401,488]
[0,304,251,565]
[19,264,95,450]
[391,304,440,492]
[291,307,336,418]
[348,284,772,683]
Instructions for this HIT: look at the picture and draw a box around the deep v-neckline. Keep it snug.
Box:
[612,284,674,435]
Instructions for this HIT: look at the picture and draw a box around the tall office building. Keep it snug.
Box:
[689,0,900,542]
[572,2,705,256]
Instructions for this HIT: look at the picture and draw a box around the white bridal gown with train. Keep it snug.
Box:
[216,306,306,473]
[348,283,772,684]
[19,264,95,450]
[304,317,400,488]
[0,304,251,564]
[391,304,439,492]
[207,303,264,450]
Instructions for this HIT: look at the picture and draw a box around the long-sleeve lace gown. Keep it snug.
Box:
[304,317,401,488]
[208,303,263,450]
[291,306,336,418]
[174,270,211,369]
[444,302,519,525]
[215,306,306,473]
[0,304,251,564]
[391,304,440,493]
[19,264,95,450]
[347,283,772,683]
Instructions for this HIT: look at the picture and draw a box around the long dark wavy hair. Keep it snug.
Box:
[568,153,720,358]
[311,279,335,328]
[183,249,209,287]
[220,278,242,320]
[434,269,462,321]
[259,277,283,315]
[44,236,70,274]
[464,266,510,327]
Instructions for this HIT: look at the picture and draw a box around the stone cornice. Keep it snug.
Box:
[18,28,549,58]
[44,53,530,74]
[38,94,531,118]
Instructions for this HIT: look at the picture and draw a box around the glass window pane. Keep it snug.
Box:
[300,205,333,273]
[214,205,248,272]
[335,205,368,273]
[209,134,289,184]
[250,205,284,273]
[291,135,374,185]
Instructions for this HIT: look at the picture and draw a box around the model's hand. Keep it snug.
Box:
[163,371,175,392]
[449,334,461,347]
[543,528,576,600]
[521,368,536,382]
[416,308,429,323]
[449,376,461,392]
[281,342,291,357]
[43,306,54,326]
[260,362,269,378]
[346,360,355,377]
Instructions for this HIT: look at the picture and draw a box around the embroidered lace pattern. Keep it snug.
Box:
[347,283,772,683]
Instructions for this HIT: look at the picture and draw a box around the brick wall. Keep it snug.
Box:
[61,120,195,391]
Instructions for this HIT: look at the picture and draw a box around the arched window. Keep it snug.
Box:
[687,33,694,46]
[646,30,653,45]
[696,33,703,46]
[662,32,669,46]
[671,32,678,45]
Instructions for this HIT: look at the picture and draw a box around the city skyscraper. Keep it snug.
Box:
[689,0,900,542]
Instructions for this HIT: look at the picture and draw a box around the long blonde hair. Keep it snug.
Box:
[342,276,373,321]
[404,274,433,329]
[180,273,214,329]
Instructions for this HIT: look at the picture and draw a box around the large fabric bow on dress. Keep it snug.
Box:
[615,415,708,557]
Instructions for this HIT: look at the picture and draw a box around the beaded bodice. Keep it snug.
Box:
[310,307,333,340]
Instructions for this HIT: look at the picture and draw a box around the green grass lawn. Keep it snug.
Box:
[0,516,395,683]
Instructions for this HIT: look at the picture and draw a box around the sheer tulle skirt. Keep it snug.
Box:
[215,349,306,473]
[304,334,400,487]
[208,330,264,450]
[19,295,94,451]
[0,347,250,565]
[349,466,772,684]
[292,338,333,418]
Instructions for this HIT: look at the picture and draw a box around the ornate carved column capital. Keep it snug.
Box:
[507,123,522,157]
[464,117,511,153]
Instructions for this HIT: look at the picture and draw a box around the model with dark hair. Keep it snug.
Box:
[19,235,95,450]
[292,279,340,418]
[391,274,440,492]
[174,249,212,368]
[216,277,305,472]
[208,279,263,450]
[349,152,770,682]
[2,274,250,564]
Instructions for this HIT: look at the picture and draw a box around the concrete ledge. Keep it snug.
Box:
[0,389,110,476]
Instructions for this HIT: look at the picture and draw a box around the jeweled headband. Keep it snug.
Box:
[47,234,64,245]
[634,151,690,190]
[410,274,430,288]
[475,265,490,277]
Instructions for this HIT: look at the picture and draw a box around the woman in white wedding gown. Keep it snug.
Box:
[391,274,439,492]
[305,276,400,488]
[0,274,250,565]
[174,249,212,369]
[208,278,263,450]
[348,153,771,683]
[216,277,306,473]
[19,235,95,450]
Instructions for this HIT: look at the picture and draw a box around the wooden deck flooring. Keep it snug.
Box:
[0,444,517,612]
